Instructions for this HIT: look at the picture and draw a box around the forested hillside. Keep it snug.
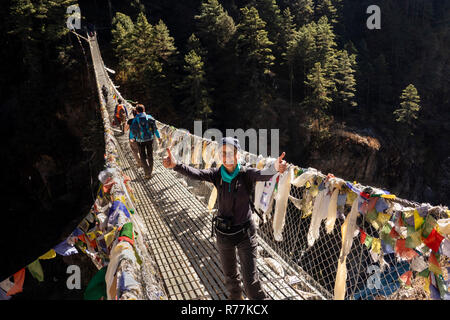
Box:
[81,0,450,206]
[0,0,104,282]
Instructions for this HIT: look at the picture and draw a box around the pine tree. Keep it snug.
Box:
[315,0,338,24]
[129,0,145,20]
[178,50,212,126]
[8,0,76,95]
[286,22,315,71]
[286,0,314,26]
[287,17,336,76]
[315,16,337,66]
[250,0,283,51]
[280,7,297,108]
[280,7,297,47]
[114,12,177,108]
[152,19,177,70]
[236,6,275,79]
[328,49,357,120]
[393,84,421,128]
[186,33,207,57]
[148,19,177,115]
[8,0,35,42]
[129,12,154,77]
[111,12,134,71]
[284,22,314,107]
[195,0,236,49]
[303,62,333,131]
[235,6,276,126]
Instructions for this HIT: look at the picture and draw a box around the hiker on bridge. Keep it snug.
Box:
[125,107,142,169]
[113,99,128,134]
[129,104,161,179]
[163,137,287,300]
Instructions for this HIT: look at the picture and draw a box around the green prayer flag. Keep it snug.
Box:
[436,274,447,298]
[366,208,378,223]
[84,266,108,300]
[406,224,416,236]
[405,231,422,249]
[419,244,430,255]
[418,268,430,278]
[380,223,392,237]
[380,223,395,248]
[422,215,437,238]
[119,222,133,239]
[364,235,373,248]
[27,259,44,282]
[133,247,143,265]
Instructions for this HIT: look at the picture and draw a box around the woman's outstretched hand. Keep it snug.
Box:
[275,152,287,174]
[163,148,177,169]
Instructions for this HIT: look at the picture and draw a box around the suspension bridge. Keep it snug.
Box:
[84,32,449,300]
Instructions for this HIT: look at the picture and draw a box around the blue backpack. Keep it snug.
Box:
[131,115,157,142]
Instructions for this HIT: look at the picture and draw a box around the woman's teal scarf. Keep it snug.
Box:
[220,163,241,192]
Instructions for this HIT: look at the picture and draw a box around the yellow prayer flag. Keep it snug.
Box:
[104,227,117,247]
[377,213,391,225]
[302,209,313,219]
[346,191,357,206]
[429,262,442,276]
[370,220,381,230]
[414,209,424,231]
[424,277,430,295]
[114,195,126,203]
[309,185,319,197]
[256,159,265,170]
[371,238,381,254]
[39,249,56,260]
[403,209,414,218]
[381,194,396,200]
[371,213,391,230]
[86,231,97,241]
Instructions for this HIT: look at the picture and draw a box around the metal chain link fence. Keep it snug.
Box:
[147,123,449,300]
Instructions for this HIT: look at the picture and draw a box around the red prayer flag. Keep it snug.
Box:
[6,268,25,296]
[400,271,413,287]
[360,229,367,244]
[422,228,444,252]
[367,197,378,211]
[360,201,369,214]
[395,239,419,261]
[102,177,116,194]
[118,236,135,246]
[389,227,400,239]
[360,192,370,199]
[78,234,87,243]
[398,215,404,227]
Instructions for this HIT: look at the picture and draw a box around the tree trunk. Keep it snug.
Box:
[107,0,113,26]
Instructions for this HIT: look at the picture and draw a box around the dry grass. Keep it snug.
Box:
[335,129,381,151]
